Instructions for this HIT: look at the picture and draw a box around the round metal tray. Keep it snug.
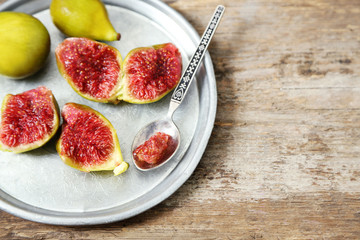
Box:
[0,0,217,225]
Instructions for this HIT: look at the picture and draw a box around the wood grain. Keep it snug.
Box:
[1,0,360,239]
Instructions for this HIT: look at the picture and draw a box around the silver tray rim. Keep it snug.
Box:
[0,0,217,225]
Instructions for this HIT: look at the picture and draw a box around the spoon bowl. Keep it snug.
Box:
[132,117,180,171]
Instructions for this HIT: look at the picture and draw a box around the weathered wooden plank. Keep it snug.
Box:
[1,192,360,239]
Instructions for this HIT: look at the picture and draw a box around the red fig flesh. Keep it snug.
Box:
[119,43,182,104]
[56,103,128,175]
[55,38,122,103]
[0,86,60,153]
[55,38,182,104]
[133,132,177,169]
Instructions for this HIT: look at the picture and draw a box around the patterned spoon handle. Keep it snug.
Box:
[170,5,225,106]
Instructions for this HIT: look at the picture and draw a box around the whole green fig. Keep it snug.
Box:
[0,12,50,79]
[50,0,120,41]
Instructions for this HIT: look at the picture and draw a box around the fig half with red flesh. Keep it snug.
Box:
[55,38,122,104]
[56,103,128,175]
[0,86,60,153]
[55,38,182,104]
[119,43,182,104]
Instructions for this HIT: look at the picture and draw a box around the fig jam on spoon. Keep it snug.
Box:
[132,5,225,171]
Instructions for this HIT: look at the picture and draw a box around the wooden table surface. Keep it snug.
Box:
[1,0,360,239]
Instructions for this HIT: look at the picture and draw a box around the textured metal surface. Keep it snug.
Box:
[0,0,217,225]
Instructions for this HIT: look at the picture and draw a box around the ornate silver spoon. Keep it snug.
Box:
[132,5,225,171]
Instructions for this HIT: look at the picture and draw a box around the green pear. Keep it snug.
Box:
[50,0,120,41]
[0,12,50,79]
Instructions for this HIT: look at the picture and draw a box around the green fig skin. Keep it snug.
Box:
[50,0,120,41]
[0,12,50,79]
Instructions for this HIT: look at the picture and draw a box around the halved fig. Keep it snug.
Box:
[56,103,128,175]
[119,43,182,104]
[55,38,122,104]
[55,38,182,104]
[0,86,60,153]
